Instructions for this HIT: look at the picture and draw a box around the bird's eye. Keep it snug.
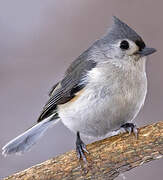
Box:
[120,40,129,50]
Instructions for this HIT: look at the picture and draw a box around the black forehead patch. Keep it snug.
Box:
[135,40,146,51]
[103,16,145,45]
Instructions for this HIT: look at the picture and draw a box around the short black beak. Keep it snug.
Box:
[137,47,157,56]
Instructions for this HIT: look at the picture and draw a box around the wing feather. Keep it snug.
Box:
[37,54,96,122]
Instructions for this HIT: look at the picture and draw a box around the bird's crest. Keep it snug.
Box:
[105,16,144,44]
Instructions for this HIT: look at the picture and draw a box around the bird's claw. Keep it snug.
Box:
[121,123,138,139]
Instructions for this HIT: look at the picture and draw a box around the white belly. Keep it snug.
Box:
[58,83,146,138]
[58,87,113,137]
[58,60,147,138]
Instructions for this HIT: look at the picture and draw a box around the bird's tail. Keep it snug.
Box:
[2,117,59,156]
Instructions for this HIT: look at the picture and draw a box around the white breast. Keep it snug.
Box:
[58,59,147,138]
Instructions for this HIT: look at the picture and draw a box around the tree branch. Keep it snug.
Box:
[3,121,163,180]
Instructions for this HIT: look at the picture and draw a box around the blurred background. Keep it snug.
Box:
[0,0,162,179]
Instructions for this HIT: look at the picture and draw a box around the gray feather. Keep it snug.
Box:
[38,49,97,122]
[49,82,59,97]
[102,16,144,44]
[2,117,59,156]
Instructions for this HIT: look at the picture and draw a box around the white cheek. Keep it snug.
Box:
[126,41,139,55]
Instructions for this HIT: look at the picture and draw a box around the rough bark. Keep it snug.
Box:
[3,121,163,180]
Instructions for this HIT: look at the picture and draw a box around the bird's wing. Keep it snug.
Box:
[48,82,59,97]
[37,53,96,122]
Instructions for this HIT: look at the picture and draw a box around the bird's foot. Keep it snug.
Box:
[121,123,138,139]
[76,132,89,162]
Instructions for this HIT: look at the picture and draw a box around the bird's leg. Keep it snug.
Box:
[76,131,89,162]
[121,123,138,139]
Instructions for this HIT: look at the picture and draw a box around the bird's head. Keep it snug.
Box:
[98,16,156,62]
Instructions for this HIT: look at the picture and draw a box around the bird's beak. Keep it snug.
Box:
[137,47,157,56]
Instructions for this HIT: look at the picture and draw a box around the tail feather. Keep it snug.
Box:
[2,117,59,156]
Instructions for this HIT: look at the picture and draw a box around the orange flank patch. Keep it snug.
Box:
[68,88,85,103]
[58,88,85,110]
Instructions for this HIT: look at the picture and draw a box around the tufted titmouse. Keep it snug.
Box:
[2,16,156,161]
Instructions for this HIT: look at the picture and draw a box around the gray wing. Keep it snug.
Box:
[48,82,60,97]
[37,52,96,122]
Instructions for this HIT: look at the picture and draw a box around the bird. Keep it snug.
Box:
[2,16,156,161]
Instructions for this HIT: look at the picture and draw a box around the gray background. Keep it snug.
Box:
[0,0,162,179]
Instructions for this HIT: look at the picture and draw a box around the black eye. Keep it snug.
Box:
[120,40,129,50]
